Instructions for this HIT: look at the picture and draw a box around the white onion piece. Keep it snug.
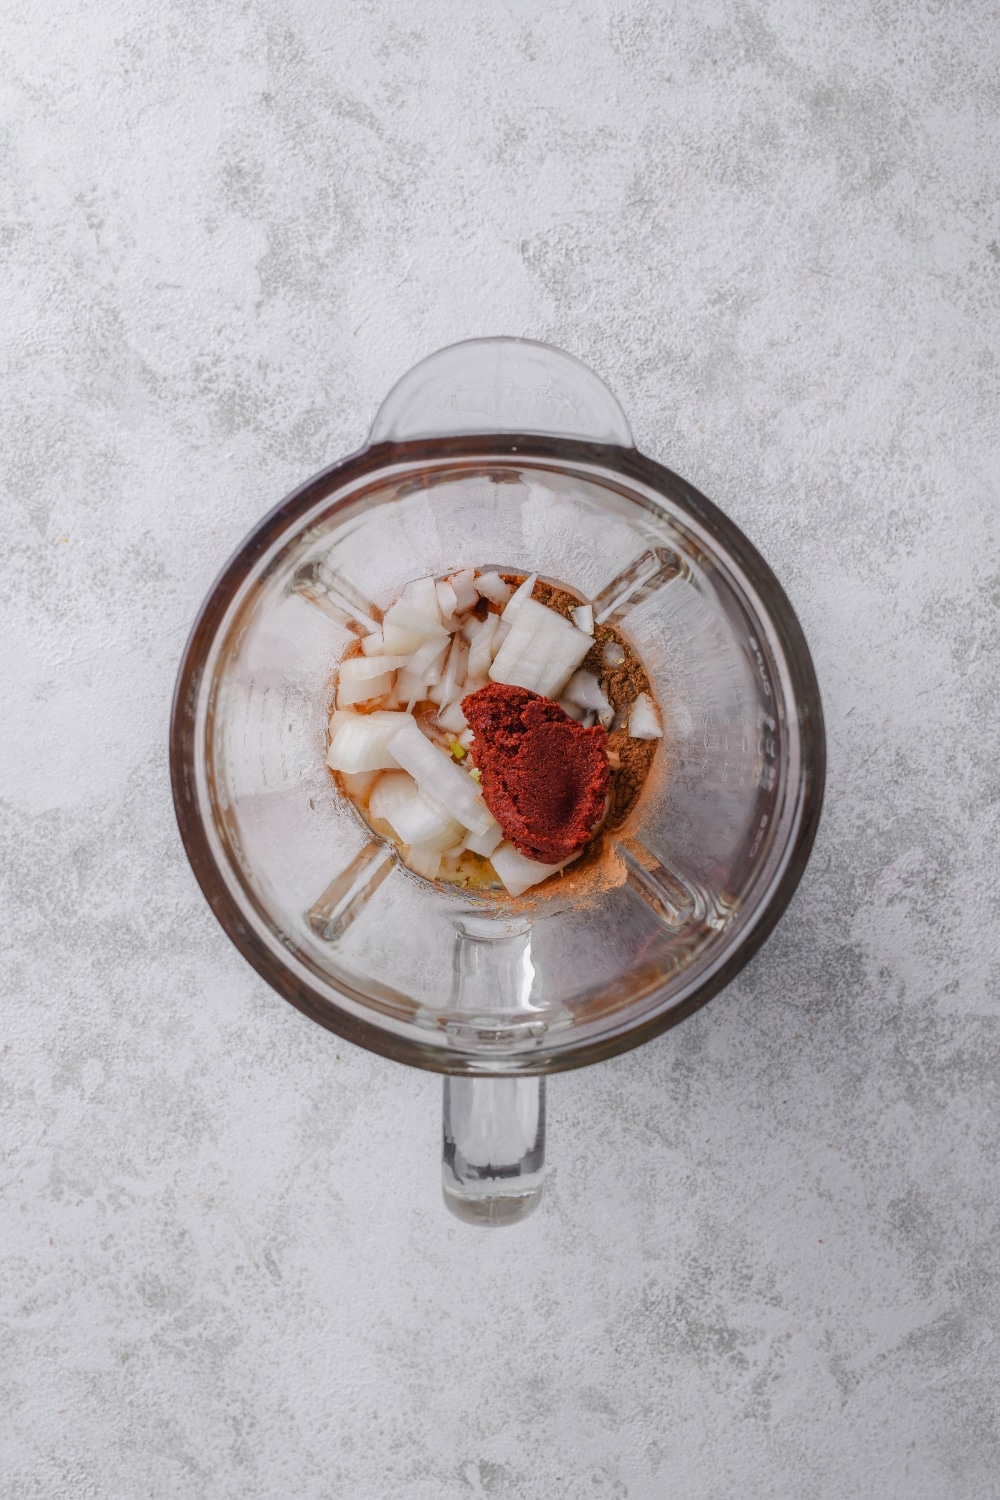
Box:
[337,671,393,707]
[603,639,626,668]
[475,572,512,605]
[628,692,662,739]
[327,710,407,773]
[404,845,441,881]
[339,768,380,800]
[339,655,409,681]
[457,727,474,750]
[387,717,492,834]
[429,634,465,706]
[562,669,611,715]
[381,622,427,654]
[467,613,498,679]
[407,636,450,686]
[570,604,594,634]
[382,577,446,643]
[501,572,537,622]
[462,675,488,697]
[492,617,511,653]
[489,597,592,699]
[435,578,459,623]
[453,633,470,686]
[392,796,464,851]
[361,630,385,657]
[448,568,478,612]
[557,698,586,722]
[370,771,464,851]
[490,842,570,897]
[437,699,468,733]
[464,820,503,857]
[369,769,419,825]
[395,670,424,705]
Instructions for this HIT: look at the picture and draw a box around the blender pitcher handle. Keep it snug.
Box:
[441,914,547,1227]
[442,1075,546,1227]
[368,336,635,447]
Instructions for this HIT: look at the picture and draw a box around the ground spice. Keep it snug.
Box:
[461,683,610,864]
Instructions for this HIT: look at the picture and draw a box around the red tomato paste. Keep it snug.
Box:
[461,683,610,865]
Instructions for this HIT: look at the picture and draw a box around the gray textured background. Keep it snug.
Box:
[3,2,999,1496]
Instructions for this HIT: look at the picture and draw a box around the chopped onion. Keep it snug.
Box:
[562,669,612,716]
[393,797,464,851]
[464,820,503,857]
[570,603,594,634]
[337,671,393,707]
[557,698,586,722]
[368,769,419,825]
[489,597,593,699]
[339,655,409,681]
[490,842,570,897]
[457,727,474,750]
[382,622,430,654]
[327,710,408,773]
[628,692,662,739]
[435,578,459,622]
[437,699,468,733]
[448,568,478,612]
[404,845,441,881]
[370,770,463,850]
[339,768,380,800]
[603,639,626,668]
[395,671,423,706]
[386,716,493,834]
[501,572,537,621]
[475,572,512,605]
[361,630,385,657]
[407,636,450,686]
[429,634,467,705]
[395,636,451,705]
[382,577,446,644]
[466,613,498,679]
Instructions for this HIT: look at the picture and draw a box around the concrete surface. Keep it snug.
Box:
[2,1,999,1496]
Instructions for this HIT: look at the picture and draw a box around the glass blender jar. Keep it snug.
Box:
[170,338,825,1225]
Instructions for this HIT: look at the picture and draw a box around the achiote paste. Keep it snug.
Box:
[461,682,610,864]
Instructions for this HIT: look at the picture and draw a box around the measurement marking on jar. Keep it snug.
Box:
[749,814,769,859]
